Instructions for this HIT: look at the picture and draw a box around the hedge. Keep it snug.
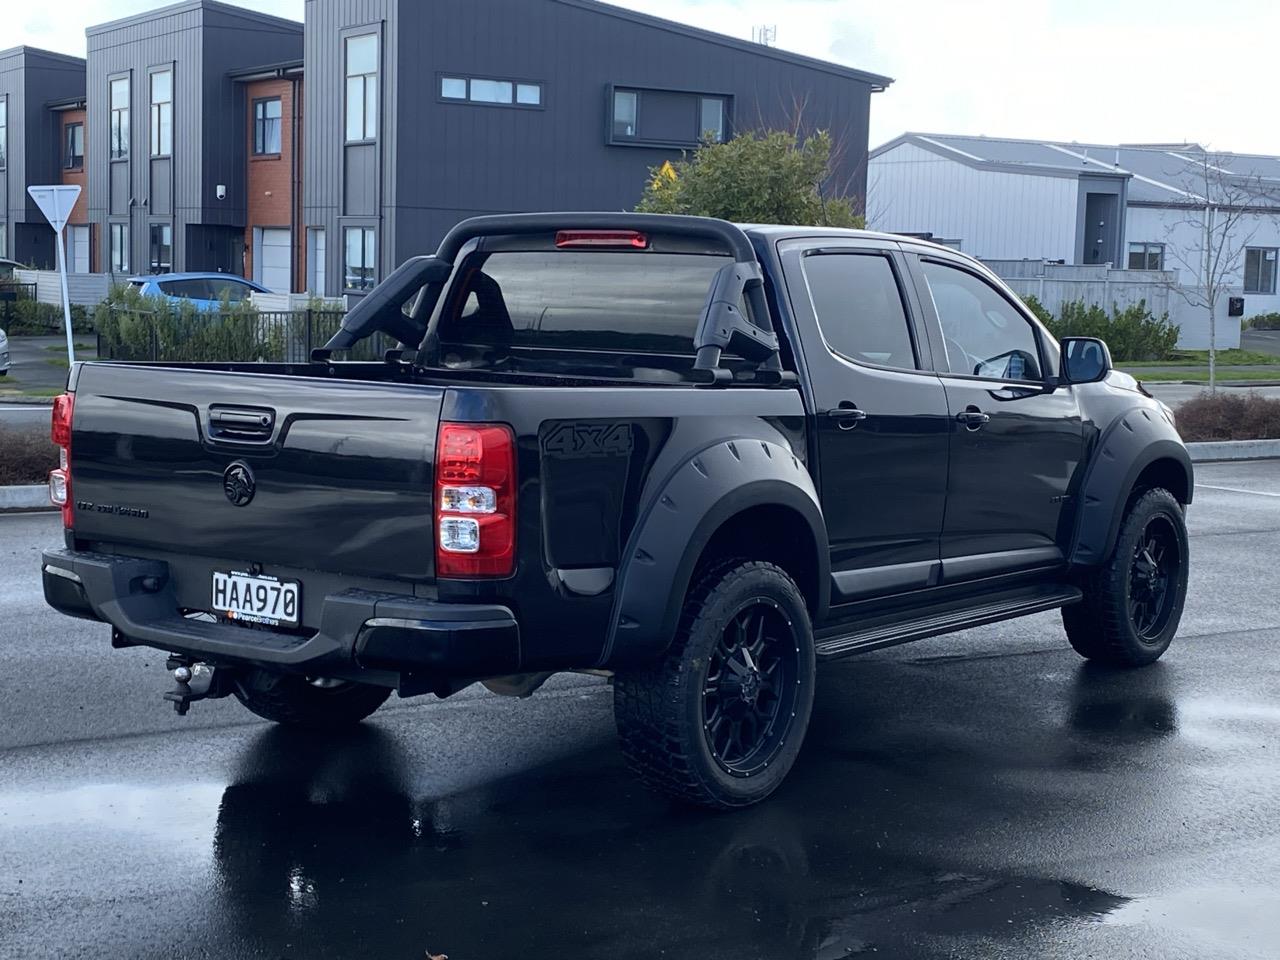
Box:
[1021,296,1179,362]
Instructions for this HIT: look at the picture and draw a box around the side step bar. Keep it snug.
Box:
[815,585,1082,661]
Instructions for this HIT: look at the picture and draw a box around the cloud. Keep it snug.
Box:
[10,0,1280,154]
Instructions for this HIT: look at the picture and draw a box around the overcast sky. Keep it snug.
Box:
[13,0,1280,155]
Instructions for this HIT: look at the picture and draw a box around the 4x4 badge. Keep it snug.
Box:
[223,462,256,506]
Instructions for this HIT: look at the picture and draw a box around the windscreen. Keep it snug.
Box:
[436,250,731,356]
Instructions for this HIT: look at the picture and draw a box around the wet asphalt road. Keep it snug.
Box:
[2,461,1280,960]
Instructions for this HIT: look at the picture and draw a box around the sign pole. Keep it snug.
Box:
[54,225,75,365]
[26,184,83,369]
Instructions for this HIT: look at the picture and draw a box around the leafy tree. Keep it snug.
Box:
[636,130,864,228]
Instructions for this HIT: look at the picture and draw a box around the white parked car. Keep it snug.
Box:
[0,326,9,376]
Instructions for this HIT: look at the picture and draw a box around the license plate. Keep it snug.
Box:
[212,571,300,627]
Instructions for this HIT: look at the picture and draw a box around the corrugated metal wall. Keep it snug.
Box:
[869,141,1080,261]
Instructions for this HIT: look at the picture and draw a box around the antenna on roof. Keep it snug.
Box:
[752,24,777,46]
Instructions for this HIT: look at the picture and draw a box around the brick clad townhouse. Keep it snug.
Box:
[233,60,304,292]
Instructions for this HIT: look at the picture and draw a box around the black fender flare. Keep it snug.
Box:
[599,437,829,668]
[1068,405,1194,567]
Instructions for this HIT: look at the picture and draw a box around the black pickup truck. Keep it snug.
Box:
[42,213,1192,808]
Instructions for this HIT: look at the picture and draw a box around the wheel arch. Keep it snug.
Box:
[600,439,829,668]
[1069,406,1193,567]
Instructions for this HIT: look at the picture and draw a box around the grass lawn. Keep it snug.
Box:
[1125,349,1278,367]
[43,343,94,353]
[1125,368,1280,383]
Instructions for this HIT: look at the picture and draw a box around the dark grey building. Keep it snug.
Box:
[302,0,892,296]
[85,0,303,277]
[0,47,87,267]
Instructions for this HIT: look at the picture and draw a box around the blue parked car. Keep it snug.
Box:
[128,273,271,311]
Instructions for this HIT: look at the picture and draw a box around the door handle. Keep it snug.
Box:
[956,406,990,430]
[828,404,868,430]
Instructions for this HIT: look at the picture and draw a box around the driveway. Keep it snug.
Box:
[0,335,95,395]
[1243,327,1280,357]
[2,460,1279,959]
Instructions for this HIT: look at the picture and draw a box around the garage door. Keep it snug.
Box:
[257,229,292,293]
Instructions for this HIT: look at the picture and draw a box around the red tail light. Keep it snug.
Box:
[49,392,75,527]
[435,422,516,578]
[555,230,649,249]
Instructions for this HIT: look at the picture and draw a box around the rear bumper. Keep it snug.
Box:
[41,548,520,679]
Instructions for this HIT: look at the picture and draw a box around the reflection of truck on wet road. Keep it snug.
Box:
[41,213,1192,808]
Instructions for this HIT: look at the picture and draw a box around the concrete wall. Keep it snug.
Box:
[869,141,1079,261]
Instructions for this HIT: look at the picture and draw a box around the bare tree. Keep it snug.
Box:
[1161,148,1280,391]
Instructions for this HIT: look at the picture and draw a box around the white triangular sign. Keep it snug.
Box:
[27,185,82,233]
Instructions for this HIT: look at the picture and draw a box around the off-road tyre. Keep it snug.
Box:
[614,560,816,809]
[1063,487,1189,667]
[234,669,392,728]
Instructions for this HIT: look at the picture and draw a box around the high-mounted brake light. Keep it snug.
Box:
[435,422,516,577]
[554,230,649,250]
[49,392,75,527]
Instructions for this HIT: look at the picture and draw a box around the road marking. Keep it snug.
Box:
[1197,483,1280,498]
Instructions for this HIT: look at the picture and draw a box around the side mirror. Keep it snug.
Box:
[1060,336,1113,384]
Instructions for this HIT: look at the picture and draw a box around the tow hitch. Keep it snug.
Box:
[163,657,235,716]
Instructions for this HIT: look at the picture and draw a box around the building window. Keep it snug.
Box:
[150,70,172,157]
[64,121,85,169]
[1127,242,1164,271]
[344,226,375,291]
[1245,247,1278,295]
[254,98,282,155]
[110,223,130,273]
[613,90,637,139]
[439,75,543,107]
[110,77,130,160]
[307,228,326,295]
[345,34,378,142]
[610,88,730,146]
[149,224,172,273]
[0,98,6,170]
[0,225,7,258]
[699,97,726,142]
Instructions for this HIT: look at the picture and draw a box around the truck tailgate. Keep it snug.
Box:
[69,363,441,581]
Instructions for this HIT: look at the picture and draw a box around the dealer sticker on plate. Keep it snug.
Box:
[212,571,300,627]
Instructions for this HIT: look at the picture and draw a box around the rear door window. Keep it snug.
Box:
[158,279,211,300]
[206,278,251,303]
[801,252,918,370]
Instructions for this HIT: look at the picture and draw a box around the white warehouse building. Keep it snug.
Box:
[869,134,1280,349]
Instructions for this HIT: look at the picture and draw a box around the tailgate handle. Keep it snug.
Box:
[208,406,276,443]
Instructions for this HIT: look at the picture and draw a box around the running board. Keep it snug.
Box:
[815,585,1082,660]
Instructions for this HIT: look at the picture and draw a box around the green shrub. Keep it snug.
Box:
[1176,392,1280,441]
[1039,299,1179,362]
[1020,294,1054,326]
[1,299,92,335]
[95,285,291,363]
[1245,312,1280,331]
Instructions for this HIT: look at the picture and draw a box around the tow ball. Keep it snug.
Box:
[163,657,235,715]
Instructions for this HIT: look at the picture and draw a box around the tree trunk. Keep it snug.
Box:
[1208,303,1217,393]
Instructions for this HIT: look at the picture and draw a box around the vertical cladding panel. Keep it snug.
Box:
[0,51,24,235]
[388,0,877,261]
[87,3,300,274]
[304,0,393,293]
[869,142,1077,260]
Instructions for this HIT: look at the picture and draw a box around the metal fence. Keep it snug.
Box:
[95,307,387,363]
